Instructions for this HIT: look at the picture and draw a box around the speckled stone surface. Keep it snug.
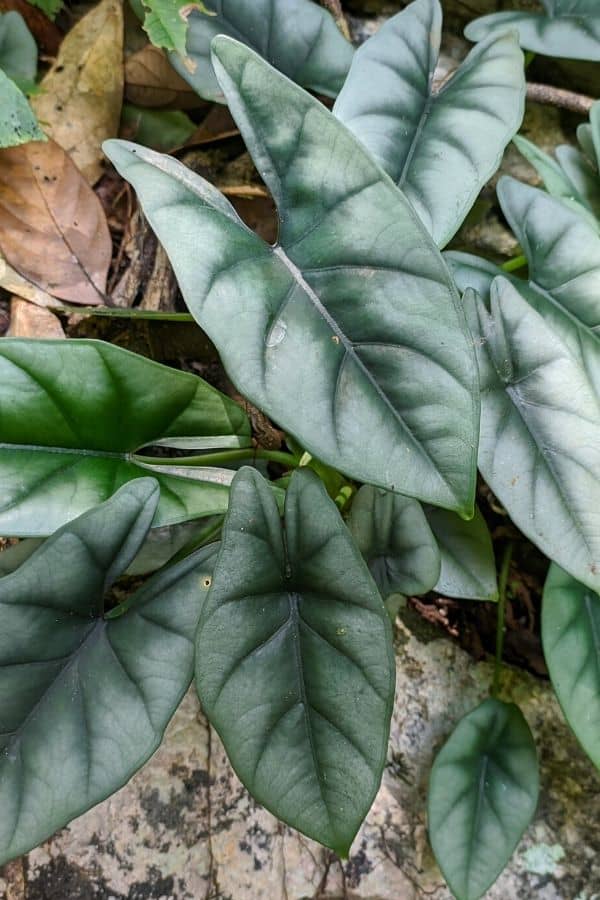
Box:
[3,611,599,900]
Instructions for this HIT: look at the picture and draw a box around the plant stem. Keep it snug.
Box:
[492,542,513,698]
[501,254,527,273]
[526,82,594,115]
[135,448,300,468]
[53,306,195,322]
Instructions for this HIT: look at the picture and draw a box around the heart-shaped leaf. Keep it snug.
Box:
[425,505,498,601]
[348,484,440,597]
[140,0,354,103]
[196,466,395,856]
[428,697,539,900]
[513,134,600,227]
[333,0,525,247]
[0,338,250,536]
[542,563,600,768]
[0,72,45,148]
[0,479,218,866]
[465,0,600,61]
[0,11,37,86]
[104,37,479,515]
[462,277,600,592]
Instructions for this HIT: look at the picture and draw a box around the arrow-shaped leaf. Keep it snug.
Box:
[542,563,600,769]
[0,338,250,536]
[0,479,218,866]
[465,0,600,61]
[463,277,600,591]
[334,0,525,247]
[196,467,395,855]
[428,698,539,900]
[349,484,440,596]
[104,37,479,515]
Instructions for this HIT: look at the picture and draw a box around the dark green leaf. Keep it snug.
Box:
[121,104,195,151]
[334,0,525,247]
[462,277,600,592]
[24,0,63,20]
[542,563,600,768]
[465,1,600,61]
[428,698,539,900]
[0,338,250,536]
[0,71,45,147]
[349,484,440,596]
[425,505,498,601]
[104,38,480,515]
[0,479,217,865]
[0,11,37,83]
[196,467,395,855]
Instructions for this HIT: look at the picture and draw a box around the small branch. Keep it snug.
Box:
[526,82,594,116]
[492,542,513,699]
[317,0,351,40]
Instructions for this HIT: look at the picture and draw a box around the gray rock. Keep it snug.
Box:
[3,614,599,899]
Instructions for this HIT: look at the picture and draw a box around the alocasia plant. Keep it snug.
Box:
[131,0,355,103]
[0,338,250,535]
[0,11,37,90]
[0,478,218,866]
[465,0,600,61]
[104,37,480,515]
[333,0,526,247]
[196,466,395,855]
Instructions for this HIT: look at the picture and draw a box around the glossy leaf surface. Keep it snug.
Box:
[465,1,600,61]
[0,339,250,536]
[349,484,440,597]
[425,506,498,601]
[159,0,354,103]
[0,480,217,865]
[196,467,395,855]
[104,38,479,515]
[428,698,539,900]
[542,564,600,768]
[334,0,525,247]
[463,277,600,592]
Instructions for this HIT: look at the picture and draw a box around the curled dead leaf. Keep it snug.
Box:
[0,139,111,306]
[32,0,124,185]
[125,44,202,109]
[8,297,65,339]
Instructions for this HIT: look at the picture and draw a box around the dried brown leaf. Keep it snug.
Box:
[125,44,202,109]
[32,0,124,185]
[0,139,112,306]
[8,297,65,339]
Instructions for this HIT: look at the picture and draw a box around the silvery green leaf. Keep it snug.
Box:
[334,0,525,247]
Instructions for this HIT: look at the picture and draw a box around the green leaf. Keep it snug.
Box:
[542,563,600,768]
[513,134,600,226]
[0,11,37,84]
[428,698,539,900]
[465,1,600,61]
[104,38,480,515]
[121,104,195,151]
[334,0,525,247]
[196,467,395,855]
[140,0,211,61]
[462,277,600,592]
[348,484,440,596]
[425,505,498,601]
[0,479,218,865]
[0,70,45,147]
[159,0,354,103]
[25,0,63,20]
[576,101,600,170]
[0,338,251,536]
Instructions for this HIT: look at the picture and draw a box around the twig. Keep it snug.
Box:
[526,82,594,116]
[317,0,351,40]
